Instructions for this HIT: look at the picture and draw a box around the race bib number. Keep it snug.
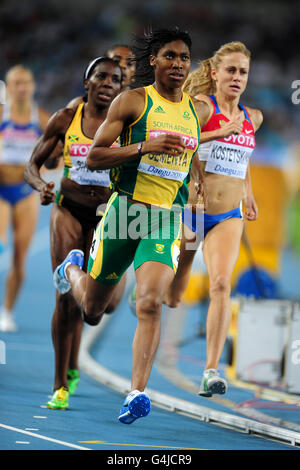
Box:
[89,231,100,261]
[205,141,252,179]
[172,243,180,270]
[69,143,110,186]
[137,129,197,181]
[1,127,40,164]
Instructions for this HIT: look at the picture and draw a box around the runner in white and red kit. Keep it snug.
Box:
[164,41,263,398]
[199,94,255,184]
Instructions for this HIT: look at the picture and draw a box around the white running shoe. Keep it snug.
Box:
[0,309,17,332]
[198,369,228,397]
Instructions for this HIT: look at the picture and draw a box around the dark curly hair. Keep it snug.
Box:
[130,27,192,89]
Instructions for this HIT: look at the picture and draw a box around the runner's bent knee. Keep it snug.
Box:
[83,294,106,319]
[136,291,162,318]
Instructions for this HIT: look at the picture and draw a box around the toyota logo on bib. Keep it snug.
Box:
[70,143,91,157]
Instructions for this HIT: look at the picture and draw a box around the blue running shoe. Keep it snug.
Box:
[128,285,137,316]
[53,249,84,294]
[118,390,151,424]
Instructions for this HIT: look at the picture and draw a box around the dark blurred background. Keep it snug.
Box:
[1,0,299,298]
[0,0,298,114]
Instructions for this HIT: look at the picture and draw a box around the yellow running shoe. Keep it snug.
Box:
[46,386,69,410]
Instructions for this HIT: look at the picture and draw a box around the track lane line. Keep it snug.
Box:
[79,440,207,450]
[0,423,91,450]
[79,312,300,448]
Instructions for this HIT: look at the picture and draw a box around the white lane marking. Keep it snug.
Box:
[0,212,90,451]
[16,441,30,444]
[0,423,91,450]
[79,305,300,448]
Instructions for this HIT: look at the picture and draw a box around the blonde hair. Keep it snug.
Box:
[5,65,34,84]
[183,41,251,97]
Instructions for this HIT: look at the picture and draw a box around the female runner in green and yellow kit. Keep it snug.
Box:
[25,57,124,410]
[88,82,201,285]
[53,28,211,424]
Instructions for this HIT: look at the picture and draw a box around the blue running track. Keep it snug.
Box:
[1,202,300,458]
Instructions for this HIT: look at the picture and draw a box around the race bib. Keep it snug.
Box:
[89,230,100,260]
[172,242,180,269]
[69,143,110,187]
[1,126,40,164]
[137,129,197,182]
[204,139,254,179]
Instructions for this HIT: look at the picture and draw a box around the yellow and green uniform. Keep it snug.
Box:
[59,102,112,191]
[88,86,200,284]
[55,103,118,227]
[111,85,200,209]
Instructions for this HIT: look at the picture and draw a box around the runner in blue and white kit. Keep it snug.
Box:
[0,65,50,332]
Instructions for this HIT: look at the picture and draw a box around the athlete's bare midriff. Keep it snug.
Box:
[201,162,245,214]
[0,163,27,184]
[59,176,112,208]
